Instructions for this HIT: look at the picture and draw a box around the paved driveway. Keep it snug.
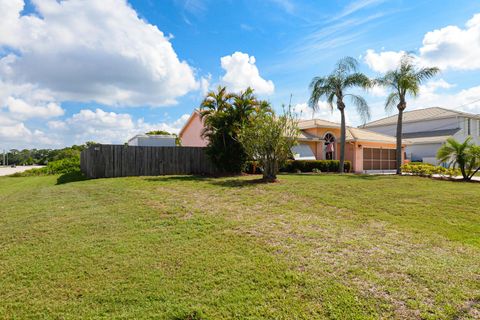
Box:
[0,166,44,176]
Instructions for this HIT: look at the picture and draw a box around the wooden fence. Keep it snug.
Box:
[80,144,220,178]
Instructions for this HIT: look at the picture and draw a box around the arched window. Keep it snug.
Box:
[324,133,335,160]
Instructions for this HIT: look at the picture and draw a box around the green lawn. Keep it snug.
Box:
[0,174,479,319]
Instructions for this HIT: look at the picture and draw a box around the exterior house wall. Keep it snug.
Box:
[179,112,208,147]
[366,116,480,162]
[458,116,480,145]
[303,127,341,160]
[128,136,176,147]
[406,143,443,162]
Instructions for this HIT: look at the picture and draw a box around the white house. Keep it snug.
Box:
[127,134,176,147]
[362,107,480,164]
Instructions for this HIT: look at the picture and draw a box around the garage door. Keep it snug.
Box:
[363,148,397,170]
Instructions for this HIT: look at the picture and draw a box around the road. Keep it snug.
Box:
[0,166,45,176]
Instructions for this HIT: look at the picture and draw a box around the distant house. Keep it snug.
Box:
[127,134,176,147]
[362,107,480,164]
[178,110,207,147]
[179,110,407,173]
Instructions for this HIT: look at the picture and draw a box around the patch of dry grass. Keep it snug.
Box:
[0,174,479,319]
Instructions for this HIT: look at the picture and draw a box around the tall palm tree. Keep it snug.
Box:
[437,137,480,181]
[376,54,440,174]
[309,57,371,173]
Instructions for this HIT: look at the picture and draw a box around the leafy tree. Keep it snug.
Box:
[309,57,371,173]
[376,54,440,174]
[199,86,268,173]
[239,107,299,182]
[437,137,480,181]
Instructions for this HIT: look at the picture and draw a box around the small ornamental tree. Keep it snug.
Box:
[238,107,299,182]
[437,137,480,181]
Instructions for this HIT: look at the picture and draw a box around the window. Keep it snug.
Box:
[466,118,471,135]
[478,120,480,136]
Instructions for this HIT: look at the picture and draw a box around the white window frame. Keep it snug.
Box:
[466,118,471,136]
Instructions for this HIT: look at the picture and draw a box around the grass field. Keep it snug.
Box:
[0,174,479,319]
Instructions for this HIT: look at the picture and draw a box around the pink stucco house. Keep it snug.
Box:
[179,110,407,173]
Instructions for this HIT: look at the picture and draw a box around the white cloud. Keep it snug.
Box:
[42,108,192,147]
[364,13,480,72]
[0,117,55,148]
[6,97,64,119]
[220,52,275,95]
[293,102,352,124]
[0,0,198,107]
[364,49,406,73]
[411,82,480,114]
[420,13,480,70]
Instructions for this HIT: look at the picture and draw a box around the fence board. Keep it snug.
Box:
[80,145,220,178]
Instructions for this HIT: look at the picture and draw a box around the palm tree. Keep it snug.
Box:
[437,137,480,181]
[309,57,371,173]
[376,54,440,174]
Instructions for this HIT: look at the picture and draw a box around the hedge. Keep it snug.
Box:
[282,160,351,173]
[401,163,459,177]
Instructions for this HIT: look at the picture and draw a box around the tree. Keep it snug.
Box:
[376,54,440,174]
[437,137,480,181]
[199,86,267,173]
[239,107,299,182]
[309,57,371,173]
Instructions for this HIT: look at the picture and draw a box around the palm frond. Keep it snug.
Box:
[344,73,371,90]
[335,56,358,75]
[384,92,400,113]
[347,94,371,123]
[309,76,334,111]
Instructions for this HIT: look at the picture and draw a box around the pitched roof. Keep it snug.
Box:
[402,128,460,139]
[346,127,402,144]
[298,118,341,129]
[297,118,403,144]
[362,107,480,128]
[178,109,201,137]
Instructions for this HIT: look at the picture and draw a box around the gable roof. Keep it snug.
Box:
[178,110,201,137]
[298,118,341,129]
[362,107,480,128]
[298,118,404,144]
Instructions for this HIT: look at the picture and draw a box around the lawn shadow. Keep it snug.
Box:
[143,175,215,183]
[56,171,89,185]
[209,177,276,188]
[343,174,386,180]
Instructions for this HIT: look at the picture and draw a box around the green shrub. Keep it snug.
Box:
[401,163,459,177]
[12,157,81,177]
[409,161,434,166]
[281,160,351,173]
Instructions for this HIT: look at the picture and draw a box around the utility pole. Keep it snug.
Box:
[2,149,5,167]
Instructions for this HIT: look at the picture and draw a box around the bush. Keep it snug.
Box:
[12,157,81,177]
[281,160,351,173]
[401,163,459,177]
[408,161,434,166]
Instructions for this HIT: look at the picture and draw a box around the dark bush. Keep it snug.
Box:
[281,160,351,173]
[243,161,262,174]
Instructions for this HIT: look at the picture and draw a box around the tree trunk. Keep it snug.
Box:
[339,108,346,174]
[262,159,277,182]
[396,108,404,175]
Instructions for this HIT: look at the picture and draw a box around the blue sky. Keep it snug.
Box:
[1,0,480,149]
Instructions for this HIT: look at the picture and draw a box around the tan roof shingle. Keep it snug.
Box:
[362,107,480,128]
